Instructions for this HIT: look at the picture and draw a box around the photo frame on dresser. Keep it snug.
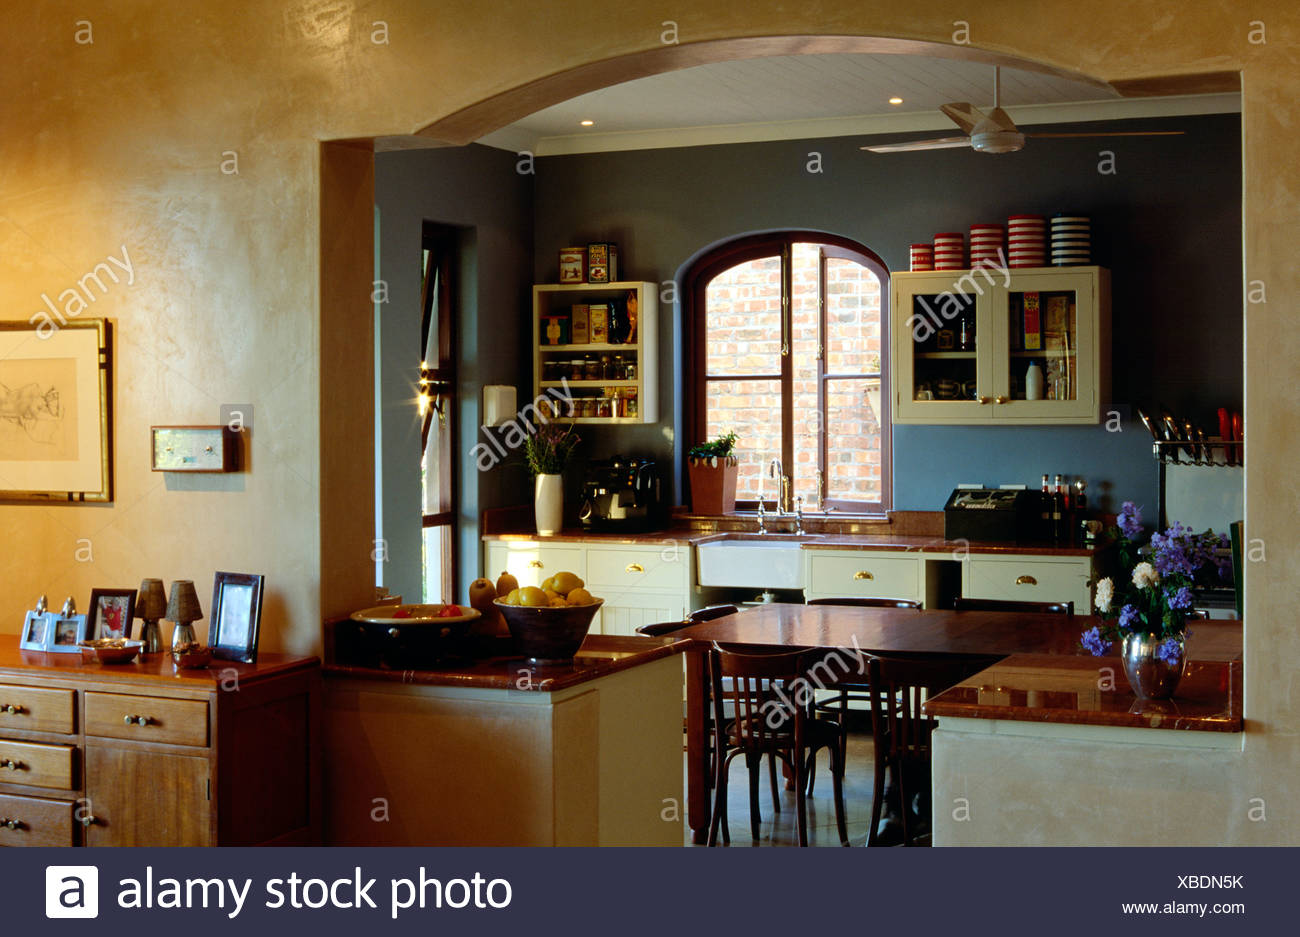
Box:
[0,318,112,504]
[209,571,265,663]
[20,611,52,651]
[88,588,136,639]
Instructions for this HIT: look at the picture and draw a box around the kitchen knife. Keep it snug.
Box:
[1182,418,1198,461]
[1138,407,1162,444]
[1160,408,1182,462]
[1218,408,1233,465]
[1194,425,1211,464]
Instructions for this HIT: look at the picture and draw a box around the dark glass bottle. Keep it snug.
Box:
[1051,474,1065,543]
[1040,474,1052,539]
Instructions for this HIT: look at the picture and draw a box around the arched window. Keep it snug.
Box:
[685,233,891,513]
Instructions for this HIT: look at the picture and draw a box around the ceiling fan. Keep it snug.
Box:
[861,66,1184,154]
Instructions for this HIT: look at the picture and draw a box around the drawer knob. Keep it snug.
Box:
[978,396,992,405]
[123,714,152,726]
[0,818,21,831]
[0,759,22,771]
[853,571,874,581]
[1015,575,1038,586]
[626,563,644,573]
[528,560,544,569]
[0,704,22,715]
[995,395,1010,404]
[80,815,97,828]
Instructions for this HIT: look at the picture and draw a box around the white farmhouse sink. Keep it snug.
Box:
[696,537,811,589]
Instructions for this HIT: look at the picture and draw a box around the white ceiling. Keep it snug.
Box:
[473,54,1239,156]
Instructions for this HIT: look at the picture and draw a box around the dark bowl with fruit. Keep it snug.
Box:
[348,604,481,669]
[493,599,604,664]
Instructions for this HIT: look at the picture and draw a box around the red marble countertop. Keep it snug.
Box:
[924,653,1242,732]
[322,634,684,692]
[484,528,1103,556]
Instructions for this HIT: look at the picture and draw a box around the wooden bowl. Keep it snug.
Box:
[493,599,603,664]
[349,604,482,669]
[80,639,143,664]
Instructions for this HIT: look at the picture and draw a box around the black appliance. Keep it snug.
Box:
[579,456,664,532]
[943,488,1044,543]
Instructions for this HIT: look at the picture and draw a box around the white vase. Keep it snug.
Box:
[534,473,563,535]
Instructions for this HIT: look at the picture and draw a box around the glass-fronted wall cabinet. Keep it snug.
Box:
[532,281,658,424]
[891,267,1109,424]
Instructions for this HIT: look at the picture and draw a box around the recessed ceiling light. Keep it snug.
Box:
[580,119,595,126]
[888,96,904,105]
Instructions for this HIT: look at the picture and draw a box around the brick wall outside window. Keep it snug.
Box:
[703,244,884,507]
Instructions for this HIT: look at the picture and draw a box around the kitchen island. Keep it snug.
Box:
[322,634,685,846]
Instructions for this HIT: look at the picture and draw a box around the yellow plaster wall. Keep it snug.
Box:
[0,2,1295,839]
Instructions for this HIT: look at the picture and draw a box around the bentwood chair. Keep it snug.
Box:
[952,597,1074,615]
[805,598,923,783]
[865,653,981,847]
[707,643,849,847]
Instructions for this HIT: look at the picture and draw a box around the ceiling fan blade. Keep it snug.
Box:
[1024,131,1186,138]
[861,137,972,153]
[986,107,1018,133]
[939,102,984,135]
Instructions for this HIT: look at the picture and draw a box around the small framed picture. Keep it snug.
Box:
[47,615,89,653]
[210,572,265,663]
[20,611,52,651]
[88,588,137,640]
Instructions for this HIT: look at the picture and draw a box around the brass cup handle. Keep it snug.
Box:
[0,759,23,771]
[995,395,1010,404]
[1015,575,1038,586]
[853,571,874,581]
[1,704,22,715]
[527,560,544,569]
[625,563,644,573]
[0,818,21,830]
[978,396,993,405]
[123,714,152,726]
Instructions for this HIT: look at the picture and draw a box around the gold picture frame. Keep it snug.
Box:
[0,318,112,503]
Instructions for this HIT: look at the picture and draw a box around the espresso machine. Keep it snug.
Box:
[579,456,664,532]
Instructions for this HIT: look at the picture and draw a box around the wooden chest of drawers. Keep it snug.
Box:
[0,641,320,847]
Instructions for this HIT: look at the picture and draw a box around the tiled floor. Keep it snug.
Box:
[685,728,893,847]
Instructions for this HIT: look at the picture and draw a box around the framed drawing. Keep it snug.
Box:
[0,318,112,503]
[88,588,137,640]
[20,611,52,651]
[47,614,89,653]
[209,571,265,663]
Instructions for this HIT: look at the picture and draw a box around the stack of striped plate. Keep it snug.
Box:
[1007,214,1047,268]
[969,223,1005,268]
[909,243,934,271]
[933,232,965,270]
[1051,215,1092,265]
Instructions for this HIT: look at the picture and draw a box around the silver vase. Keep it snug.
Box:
[1121,632,1187,700]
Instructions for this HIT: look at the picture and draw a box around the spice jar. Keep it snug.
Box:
[584,357,601,380]
[624,359,636,380]
[542,360,560,382]
[623,389,638,418]
[596,397,613,418]
[612,355,626,380]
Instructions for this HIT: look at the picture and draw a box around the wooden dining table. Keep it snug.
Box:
[673,602,1099,844]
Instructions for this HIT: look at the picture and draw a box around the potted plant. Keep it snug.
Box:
[687,431,739,515]
[524,419,580,535]
[1081,501,1230,699]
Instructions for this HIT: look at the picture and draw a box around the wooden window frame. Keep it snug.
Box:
[684,231,892,514]
[420,223,457,601]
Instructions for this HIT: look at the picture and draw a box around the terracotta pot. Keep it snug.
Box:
[688,456,739,515]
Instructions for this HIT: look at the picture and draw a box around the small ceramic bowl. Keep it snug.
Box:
[172,643,212,669]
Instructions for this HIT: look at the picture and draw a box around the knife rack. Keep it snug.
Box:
[1151,438,1242,467]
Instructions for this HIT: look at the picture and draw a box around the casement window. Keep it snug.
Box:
[685,233,891,513]
[419,224,457,600]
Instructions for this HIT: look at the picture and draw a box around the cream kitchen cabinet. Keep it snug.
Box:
[484,539,693,636]
[892,267,1110,425]
[803,551,924,604]
[962,553,1095,612]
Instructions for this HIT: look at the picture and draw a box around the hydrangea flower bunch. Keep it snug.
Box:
[1081,502,1230,657]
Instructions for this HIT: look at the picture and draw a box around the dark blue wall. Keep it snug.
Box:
[532,114,1242,514]
[375,145,533,602]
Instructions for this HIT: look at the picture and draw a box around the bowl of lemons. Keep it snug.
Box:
[493,571,603,664]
